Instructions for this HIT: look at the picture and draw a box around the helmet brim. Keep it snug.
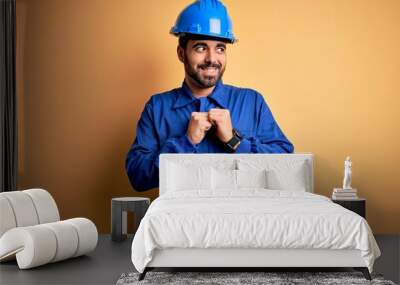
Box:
[171,31,237,44]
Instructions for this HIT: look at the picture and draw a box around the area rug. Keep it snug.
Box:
[116,271,396,285]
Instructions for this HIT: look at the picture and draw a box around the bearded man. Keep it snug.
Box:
[126,0,294,192]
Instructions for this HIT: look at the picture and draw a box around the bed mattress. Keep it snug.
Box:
[131,189,380,273]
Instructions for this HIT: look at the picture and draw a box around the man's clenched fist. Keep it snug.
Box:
[208,108,233,143]
[187,109,234,145]
[186,112,213,145]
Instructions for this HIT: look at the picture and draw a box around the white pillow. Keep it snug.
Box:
[211,169,267,190]
[167,162,212,191]
[265,161,307,191]
[212,168,236,190]
[237,169,267,189]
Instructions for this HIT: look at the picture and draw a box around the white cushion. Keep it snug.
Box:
[0,196,17,237]
[0,189,98,269]
[66,218,98,257]
[238,159,309,191]
[212,169,268,191]
[23,189,60,223]
[212,168,236,190]
[0,192,39,227]
[0,218,97,269]
[265,161,308,191]
[0,189,60,238]
[0,225,57,268]
[237,169,267,189]
[166,162,212,191]
[160,155,236,195]
[42,221,79,262]
[160,154,314,194]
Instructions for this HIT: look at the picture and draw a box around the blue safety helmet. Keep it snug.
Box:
[170,0,237,43]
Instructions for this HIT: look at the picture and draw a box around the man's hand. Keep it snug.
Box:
[187,112,213,145]
[208,108,233,143]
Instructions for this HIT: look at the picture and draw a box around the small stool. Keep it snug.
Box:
[111,197,150,242]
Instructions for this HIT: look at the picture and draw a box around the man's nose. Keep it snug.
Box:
[205,49,217,63]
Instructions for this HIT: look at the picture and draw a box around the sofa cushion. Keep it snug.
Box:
[0,196,17,237]
[0,218,97,269]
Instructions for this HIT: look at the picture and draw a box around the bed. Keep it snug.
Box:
[131,153,381,281]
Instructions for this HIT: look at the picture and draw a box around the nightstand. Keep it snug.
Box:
[332,198,366,218]
[111,197,150,242]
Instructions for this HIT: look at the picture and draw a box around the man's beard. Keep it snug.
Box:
[184,54,225,88]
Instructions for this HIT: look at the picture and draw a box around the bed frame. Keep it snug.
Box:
[138,154,372,281]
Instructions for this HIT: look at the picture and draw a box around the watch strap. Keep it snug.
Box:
[225,129,242,152]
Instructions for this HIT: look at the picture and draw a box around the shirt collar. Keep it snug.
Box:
[172,80,228,110]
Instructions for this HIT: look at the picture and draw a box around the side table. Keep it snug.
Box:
[111,197,150,242]
[332,198,366,218]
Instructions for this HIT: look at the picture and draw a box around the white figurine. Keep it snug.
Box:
[342,156,352,190]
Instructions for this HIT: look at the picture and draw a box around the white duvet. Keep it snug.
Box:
[131,190,380,273]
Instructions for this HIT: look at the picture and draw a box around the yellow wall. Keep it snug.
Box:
[16,0,400,234]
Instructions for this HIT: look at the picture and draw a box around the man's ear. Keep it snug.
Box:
[177,46,185,63]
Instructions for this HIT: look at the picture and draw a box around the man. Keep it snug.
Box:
[126,0,294,192]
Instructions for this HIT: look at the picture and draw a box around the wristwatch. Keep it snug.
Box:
[225,129,243,152]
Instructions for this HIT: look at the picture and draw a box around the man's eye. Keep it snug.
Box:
[195,46,206,52]
[216,47,226,53]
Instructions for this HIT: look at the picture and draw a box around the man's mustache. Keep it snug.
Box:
[198,62,221,69]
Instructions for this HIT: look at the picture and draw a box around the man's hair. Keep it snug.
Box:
[178,36,190,50]
[178,34,231,50]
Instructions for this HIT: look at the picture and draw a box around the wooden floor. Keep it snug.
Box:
[0,235,398,285]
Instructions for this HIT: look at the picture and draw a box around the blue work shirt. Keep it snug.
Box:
[125,80,294,191]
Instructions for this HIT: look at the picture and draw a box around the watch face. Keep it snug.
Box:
[226,133,241,150]
[231,136,241,144]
